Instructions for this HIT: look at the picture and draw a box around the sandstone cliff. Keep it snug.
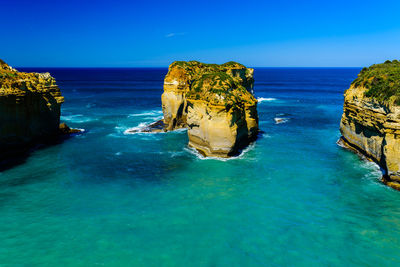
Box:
[339,60,400,190]
[0,59,76,159]
[161,61,258,157]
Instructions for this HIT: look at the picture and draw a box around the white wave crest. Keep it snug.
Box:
[257,97,277,103]
[274,117,289,124]
[123,123,149,134]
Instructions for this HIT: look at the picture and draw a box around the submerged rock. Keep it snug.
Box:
[339,60,400,190]
[0,59,78,160]
[161,61,258,157]
[59,123,82,135]
[125,120,165,133]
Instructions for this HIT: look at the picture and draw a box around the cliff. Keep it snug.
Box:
[339,60,400,190]
[161,61,258,157]
[0,59,76,160]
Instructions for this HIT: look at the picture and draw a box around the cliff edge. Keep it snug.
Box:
[339,60,400,190]
[0,59,77,160]
[162,61,258,157]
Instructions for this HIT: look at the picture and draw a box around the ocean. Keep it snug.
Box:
[2,67,400,266]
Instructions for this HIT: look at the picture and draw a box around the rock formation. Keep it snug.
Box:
[0,59,77,160]
[161,61,258,157]
[339,60,400,190]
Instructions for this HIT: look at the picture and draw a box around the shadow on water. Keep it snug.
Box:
[0,138,77,206]
[0,133,80,174]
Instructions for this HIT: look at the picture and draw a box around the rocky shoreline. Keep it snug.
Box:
[0,59,80,163]
[339,60,400,190]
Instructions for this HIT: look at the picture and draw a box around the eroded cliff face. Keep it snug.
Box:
[162,66,190,130]
[161,61,258,157]
[339,61,400,190]
[0,59,72,159]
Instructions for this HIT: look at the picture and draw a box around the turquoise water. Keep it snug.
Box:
[2,68,400,266]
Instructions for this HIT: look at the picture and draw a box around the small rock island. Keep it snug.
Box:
[339,60,400,190]
[162,61,259,157]
[0,59,77,160]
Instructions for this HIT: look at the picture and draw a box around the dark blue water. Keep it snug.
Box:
[2,67,400,266]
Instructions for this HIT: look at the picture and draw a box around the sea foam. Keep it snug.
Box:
[184,142,256,162]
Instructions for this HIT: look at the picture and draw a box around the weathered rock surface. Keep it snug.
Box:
[0,59,77,160]
[339,60,400,190]
[59,123,82,135]
[161,61,258,157]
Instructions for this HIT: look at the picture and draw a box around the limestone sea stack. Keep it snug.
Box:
[339,60,400,190]
[162,61,258,157]
[0,59,77,160]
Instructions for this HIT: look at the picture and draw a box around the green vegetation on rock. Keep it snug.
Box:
[0,59,60,98]
[169,61,256,108]
[352,60,400,104]
[170,60,245,71]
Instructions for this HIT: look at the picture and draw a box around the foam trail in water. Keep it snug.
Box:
[61,114,96,123]
[262,133,271,138]
[144,116,163,121]
[128,110,163,117]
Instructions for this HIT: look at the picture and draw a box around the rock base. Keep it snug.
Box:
[338,136,400,191]
[125,120,166,133]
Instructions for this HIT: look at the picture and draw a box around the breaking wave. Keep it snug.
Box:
[123,123,149,134]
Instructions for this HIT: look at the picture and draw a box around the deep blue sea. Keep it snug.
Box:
[2,67,400,266]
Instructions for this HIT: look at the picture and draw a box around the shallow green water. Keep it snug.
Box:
[1,68,400,266]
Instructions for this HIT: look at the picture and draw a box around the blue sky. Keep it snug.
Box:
[2,0,400,67]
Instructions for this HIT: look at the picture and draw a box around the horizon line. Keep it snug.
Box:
[15,66,363,69]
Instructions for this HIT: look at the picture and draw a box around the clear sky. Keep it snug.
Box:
[2,0,400,67]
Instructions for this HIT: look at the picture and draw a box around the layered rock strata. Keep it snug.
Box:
[0,59,76,159]
[339,60,400,190]
[161,61,258,157]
